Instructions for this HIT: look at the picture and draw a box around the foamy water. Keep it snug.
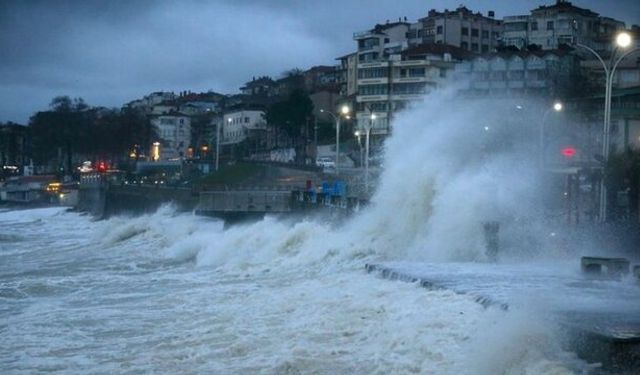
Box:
[1,93,605,374]
[0,206,589,374]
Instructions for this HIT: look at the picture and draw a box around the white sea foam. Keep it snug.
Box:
[0,91,605,374]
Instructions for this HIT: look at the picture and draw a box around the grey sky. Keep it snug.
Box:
[1,0,638,124]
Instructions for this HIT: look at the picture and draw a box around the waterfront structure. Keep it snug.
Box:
[149,113,191,160]
[408,6,503,53]
[502,1,625,51]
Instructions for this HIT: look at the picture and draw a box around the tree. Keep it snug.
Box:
[265,89,313,142]
[606,150,640,221]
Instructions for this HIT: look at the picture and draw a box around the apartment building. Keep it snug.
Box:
[503,1,625,51]
[355,44,471,134]
[408,6,503,54]
[455,50,579,98]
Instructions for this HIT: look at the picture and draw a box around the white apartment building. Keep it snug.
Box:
[221,110,266,145]
[150,113,191,160]
[503,1,625,51]
[408,6,503,53]
[355,44,469,134]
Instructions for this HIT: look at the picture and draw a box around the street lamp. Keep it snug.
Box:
[539,101,563,170]
[354,130,363,167]
[364,113,376,194]
[320,104,350,175]
[216,118,230,171]
[576,31,638,222]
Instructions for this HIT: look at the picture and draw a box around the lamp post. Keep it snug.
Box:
[320,104,350,175]
[354,130,363,167]
[364,113,375,195]
[216,117,229,171]
[539,101,563,170]
[576,31,638,222]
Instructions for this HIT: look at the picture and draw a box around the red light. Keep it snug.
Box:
[97,162,108,173]
[561,147,577,158]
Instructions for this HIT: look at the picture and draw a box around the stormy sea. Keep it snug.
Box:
[2,94,635,374]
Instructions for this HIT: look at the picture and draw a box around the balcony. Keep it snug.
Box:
[358,61,389,68]
[358,78,388,85]
[353,30,378,39]
[392,77,427,84]
[356,95,389,103]
[394,59,428,67]
[391,94,424,101]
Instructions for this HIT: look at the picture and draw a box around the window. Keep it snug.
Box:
[244,117,250,123]
[547,21,554,30]
[471,28,479,37]
[358,84,388,95]
[408,68,425,77]
[482,30,489,38]
[440,69,447,78]
[358,67,387,79]
[436,25,443,34]
[481,44,489,53]
[461,41,469,50]
[471,43,479,51]
[531,21,538,31]
[462,27,469,36]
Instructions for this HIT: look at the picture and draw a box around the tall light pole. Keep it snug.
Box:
[364,113,375,195]
[320,104,350,175]
[354,130,363,167]
[576,31,638,222]
[216,117,229,171]
[539,101,563,170]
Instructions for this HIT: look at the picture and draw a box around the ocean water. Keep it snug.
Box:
[0,93,609,374]
[0,206,591,374]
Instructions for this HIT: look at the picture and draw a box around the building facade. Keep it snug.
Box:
[455,50,579,98]
[408,6,503,53]
[150,113,191,160]
[354,44,470,134]
[502,1,625,52]
[221,110,266,145]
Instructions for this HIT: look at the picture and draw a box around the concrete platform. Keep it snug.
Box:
[365,261,640,370]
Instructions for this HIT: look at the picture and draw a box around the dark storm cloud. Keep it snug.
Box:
[1,0,638,124]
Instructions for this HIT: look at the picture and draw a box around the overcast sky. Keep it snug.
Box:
[1,0,638,124]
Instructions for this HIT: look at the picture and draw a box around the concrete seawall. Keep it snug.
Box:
[105,185,198,217]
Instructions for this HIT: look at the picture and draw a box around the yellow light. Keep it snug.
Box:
[340,105,350,115]
[201,145,209,152]
[152,142,161,161]
[616,32,632,48]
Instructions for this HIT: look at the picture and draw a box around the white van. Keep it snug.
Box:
[316,157,335,168]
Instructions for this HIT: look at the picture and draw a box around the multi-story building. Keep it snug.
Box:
[354,43,470,134]
[149,113,191,160]
[337,52,358,97]
[503,1,625,52]
[221,110,266,145]
[455,49,580,98]
[408,6,503,53]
